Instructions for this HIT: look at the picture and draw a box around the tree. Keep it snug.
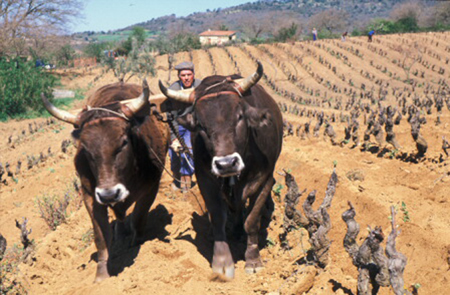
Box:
[275,23,298,42]
[83,42,114,60]
[238,12,273,40]
[130,26,146,47]
[55,44,75,66]
[308,8,349,35]
[149,32,201,55]
[106,38,156,83]
[429,2,450,27]
[389,1,422,24]
[218,24,229,31]
[389,1,422,32]
[120,26,147,56]
[0,0,83,57]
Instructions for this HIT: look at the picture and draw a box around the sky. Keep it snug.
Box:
[71,0,253,33]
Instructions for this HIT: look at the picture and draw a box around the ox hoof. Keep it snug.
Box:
[244,260,264,274]
[94,262,110,283]
[212,241,235,278]
[212,264,235,279]
[244,265,264,274]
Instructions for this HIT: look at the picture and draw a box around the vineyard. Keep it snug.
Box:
[1,32,449,294]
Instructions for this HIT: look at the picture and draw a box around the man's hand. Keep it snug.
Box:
[170,139,181,152]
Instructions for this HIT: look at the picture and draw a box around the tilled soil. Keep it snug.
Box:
[1,32,449,295]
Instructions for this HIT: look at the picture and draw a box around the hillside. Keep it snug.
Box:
[125,0,407,34]
[1,31,449,294]
[74,0,421,42]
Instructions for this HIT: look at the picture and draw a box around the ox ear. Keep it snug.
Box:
[72,129,81,140]
[177,112,197,131]
[245,105,272,129]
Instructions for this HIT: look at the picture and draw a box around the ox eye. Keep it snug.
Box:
[116,139,128,154]
[237,113,243,121]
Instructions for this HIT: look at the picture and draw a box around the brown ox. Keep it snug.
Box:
[159,62,283,278]
[42,81,169,282]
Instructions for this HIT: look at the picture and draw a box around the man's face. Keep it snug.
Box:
[178,70,194,88]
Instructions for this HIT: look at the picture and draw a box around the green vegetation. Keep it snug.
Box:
[84,29,158,43]
[275,23,298,42]
[0,57,85,121]
[35,179,81,231]
[150,33,201,55]
[0,244,29,294]
[55,45,76,67]
[0,59,56,121]
[401,201,410,222]
[366,17,450,36]
[272,183,284,203]
[83,42,114,60]
[118,27,148,55]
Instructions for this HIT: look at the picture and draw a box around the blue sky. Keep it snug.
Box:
[72,0,253,33]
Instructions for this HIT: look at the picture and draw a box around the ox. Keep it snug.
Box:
[42,81,169,282]
[159,62,283,278]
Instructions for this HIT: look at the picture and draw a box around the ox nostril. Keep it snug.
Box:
[231,157,238,167]
[99,195,108,204]
[215,160,223,170]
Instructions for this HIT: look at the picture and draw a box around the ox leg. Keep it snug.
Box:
[201,184,235,278]
[84,194,112,282]
[130,182,159,246]
[244,176,274,274]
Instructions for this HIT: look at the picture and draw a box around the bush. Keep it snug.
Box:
[367,17,420,35]
[35,193,71,231]
[83,42,114,60]
[0,58,57,121]
[275,23,298,42]
[0,246,28,295]
[55,44,76,67]
[35,178,82,231]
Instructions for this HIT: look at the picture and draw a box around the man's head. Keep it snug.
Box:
[175,61,195,89]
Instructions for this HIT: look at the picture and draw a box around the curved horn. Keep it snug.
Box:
[158,80,194,103]
[236,61,263,93]
[41,93,79,126]
[127,79,150,114]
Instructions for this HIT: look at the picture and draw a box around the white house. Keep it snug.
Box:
[199,30,237,46]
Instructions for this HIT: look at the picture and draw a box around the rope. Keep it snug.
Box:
[167,117,194,159]
[147,144,204,213]
[182,152,195,171]
[86,106,130,121]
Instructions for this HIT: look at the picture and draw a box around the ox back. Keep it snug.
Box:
[180,75,283,278]
[70,82,169,282]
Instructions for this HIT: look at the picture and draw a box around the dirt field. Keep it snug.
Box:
[1,32,449,295]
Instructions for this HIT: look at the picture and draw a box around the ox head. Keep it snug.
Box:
[159,62,271,178]
[42,81,150,205]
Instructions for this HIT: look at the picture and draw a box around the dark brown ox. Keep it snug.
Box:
[159,62,283,278]
[42,81,169,282]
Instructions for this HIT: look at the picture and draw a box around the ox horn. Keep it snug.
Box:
[236,61,264,93]
[158,80,194,103]
[126,79,150,114]
[41,93,79,126]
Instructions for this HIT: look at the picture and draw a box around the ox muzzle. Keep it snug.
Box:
[212,152,245,177]
[95,183,129,205]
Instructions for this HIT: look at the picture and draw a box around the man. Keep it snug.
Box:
[368,30,375,42]
[169,61,201,192]
[312,28,318,41]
